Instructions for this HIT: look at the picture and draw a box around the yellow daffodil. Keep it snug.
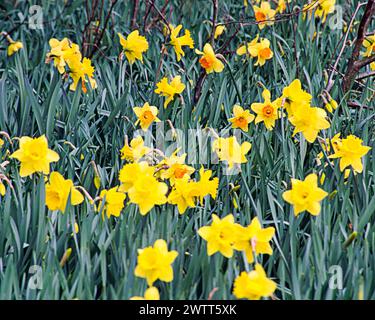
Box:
[328,135,371,173]
[282,79,312,115]
[315,0,336,23]
[282,173,328,216]
[119,161,155,192]
[237,35,273,66]
[229,105,255,131]
[157,152,195,184]
[277,0,291,13]
[45,172,84,212]
[10,135,60,177]
[120,136,150,162]
[370,62,375,71]
[169,24,194,61]
[253,38,273,66]
[198,214,239,258]
[362,35,375,57]
[118,30,149,64]
[253,1,276,30]
[133,102,160,131]
[233,264,277,300]
[236,35,259,57]
[213,136,251,168]
[251,89,281,130]
[127,164,168,215]
[155,76,185,108]
[195,43,224,74]
[69,57,97,93]
[98,187,126,218]
[195,167,219,203]
[46,38,81,74]
[214,25,226,39]
[130,287,160,300]
[168,178,199,214]
[234,217,275,263]
[7,41,23,56]
[135,239,178,286]
[0,181,5,196]
[288,104,330,143]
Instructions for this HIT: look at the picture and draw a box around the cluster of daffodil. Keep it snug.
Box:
[114,136,219,216]
[45,38,97,93]
[3,0,373,301]
[199,215,277,300]
[227,79,331,142]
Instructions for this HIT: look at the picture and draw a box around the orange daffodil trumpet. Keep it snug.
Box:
[237,35,273,66]
[118,30,149,64]
[251,89,282,130]
[253,1,276,30]
[196,43,224,74]
[229,105,255,131]
[133,102,160,131]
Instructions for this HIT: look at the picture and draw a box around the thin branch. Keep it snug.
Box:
[210,0,218,46]
[325,1,366,93]
[356,70,375,81]
[343,0,375,92]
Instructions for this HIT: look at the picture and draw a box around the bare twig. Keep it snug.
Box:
[210,0,218,46]
[356,70,375,80]
[325,2,366,93]
[131,0,140,30]
[343,0,375,92]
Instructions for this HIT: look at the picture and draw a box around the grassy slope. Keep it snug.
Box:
[0,0,374,299]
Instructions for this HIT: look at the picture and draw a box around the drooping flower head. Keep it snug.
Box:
[69,57,97,93]
[45,172,84,212]
[7,41,23,56]
[169,24,194,61]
